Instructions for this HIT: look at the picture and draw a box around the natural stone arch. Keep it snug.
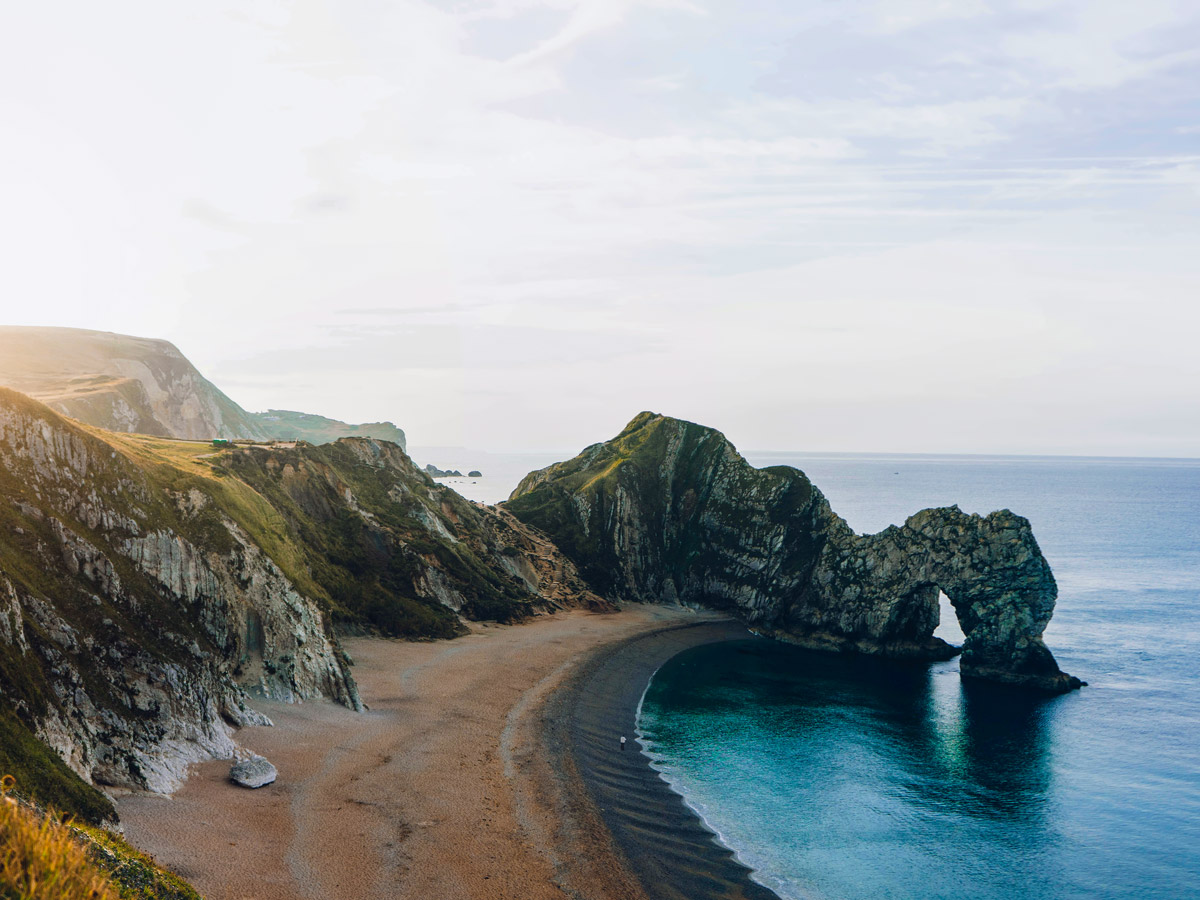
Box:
[801,506,1080,692]
[507,412,1081,693]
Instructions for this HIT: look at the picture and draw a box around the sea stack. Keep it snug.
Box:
[505,412,1081,693]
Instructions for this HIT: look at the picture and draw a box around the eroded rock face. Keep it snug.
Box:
[0,387,606,809]
[507,412,1081,693]
[0,389,356,796]
[802,506,1078,691]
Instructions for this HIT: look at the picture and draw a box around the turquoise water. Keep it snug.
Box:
[638,454,1200,900]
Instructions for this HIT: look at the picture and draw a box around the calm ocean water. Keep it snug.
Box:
[634,453,1200,900]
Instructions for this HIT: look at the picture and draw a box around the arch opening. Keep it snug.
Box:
[932,589,965,647]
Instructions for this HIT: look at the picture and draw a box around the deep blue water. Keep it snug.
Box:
[637,454,1200,900]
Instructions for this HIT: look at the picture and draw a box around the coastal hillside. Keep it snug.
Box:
[0,326,406,449]
[506,411,1081,692]
[0,326,271,440]
[251,408,407,450]
[0,387,600,823]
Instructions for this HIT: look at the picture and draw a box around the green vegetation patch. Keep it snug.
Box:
[0,711,116,825]
[74,825,203,900]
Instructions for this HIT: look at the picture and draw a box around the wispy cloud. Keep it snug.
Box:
[1,0,1198,453]
[505,0,704,66]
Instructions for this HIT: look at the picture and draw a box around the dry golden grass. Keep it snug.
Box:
[0,787,118,900]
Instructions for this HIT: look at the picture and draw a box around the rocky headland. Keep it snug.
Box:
[506,411,1081,693]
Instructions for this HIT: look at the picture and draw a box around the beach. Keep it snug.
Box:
[117,605,771,900]
[545,620,782,900]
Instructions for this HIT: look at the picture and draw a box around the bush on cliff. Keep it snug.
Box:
[0,786,118,900]
[1,778,202,900]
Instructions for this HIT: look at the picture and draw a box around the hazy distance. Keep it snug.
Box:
[2,2,1197,456]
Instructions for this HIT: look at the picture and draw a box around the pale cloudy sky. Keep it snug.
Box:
[1,1,1198,455]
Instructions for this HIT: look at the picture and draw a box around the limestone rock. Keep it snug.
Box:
[506,412,1081,693]
[230,755,277,788]
[0,386,605,811]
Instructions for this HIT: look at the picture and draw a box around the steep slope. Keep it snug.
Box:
[0,387,357,809]
[250,409,406,450]
[0,326,408,447]
[218,436,605,636]
[506,412,1081,692]
[0,388,600,821]
[0,326,269,440]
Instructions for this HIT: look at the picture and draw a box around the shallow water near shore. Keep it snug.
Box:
[638,453,1200,900]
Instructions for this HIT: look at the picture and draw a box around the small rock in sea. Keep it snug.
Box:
[230,755,277,788]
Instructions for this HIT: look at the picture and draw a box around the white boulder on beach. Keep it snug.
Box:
[230,755,277,789]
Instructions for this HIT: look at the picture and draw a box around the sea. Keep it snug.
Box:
[437,451,1200,900]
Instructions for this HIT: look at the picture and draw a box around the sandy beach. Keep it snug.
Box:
[117,604,771,900]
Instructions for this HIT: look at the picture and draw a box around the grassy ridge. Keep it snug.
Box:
[95,428,544,636]
[223,440,542,635]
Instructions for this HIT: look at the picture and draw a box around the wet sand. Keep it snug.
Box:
[120,605,771,900]
[542,621,781,900]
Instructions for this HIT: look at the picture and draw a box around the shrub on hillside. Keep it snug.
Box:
[0,781,118,900]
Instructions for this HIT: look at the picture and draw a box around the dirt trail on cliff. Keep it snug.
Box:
[118,606,704,900]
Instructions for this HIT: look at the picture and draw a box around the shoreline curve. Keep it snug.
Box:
[540,617,782,900]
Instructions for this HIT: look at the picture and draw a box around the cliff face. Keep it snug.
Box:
[0,326,270,440]
[219,435,606,636]
[0,388,358,806]
[0,327,405,448]
[506,412,1080,693]
[0,388,600,818]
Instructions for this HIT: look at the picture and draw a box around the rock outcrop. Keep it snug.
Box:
[506,412,1080,693]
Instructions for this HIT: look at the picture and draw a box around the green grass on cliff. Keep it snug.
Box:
[117,431,539,635]
[0,712,116,826]
[222,440,537,634]
[0,787,202,900]
[505,411,826,604]
[73,824,203,900]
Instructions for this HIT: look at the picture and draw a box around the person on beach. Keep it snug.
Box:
[620,735,627,751]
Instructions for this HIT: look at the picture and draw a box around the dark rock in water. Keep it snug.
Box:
[468,470,483,478]
[230,755,277,788]
[424,463,463,477]
[506,412,1081,694]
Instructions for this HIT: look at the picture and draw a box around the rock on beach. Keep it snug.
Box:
[230,755,277,788]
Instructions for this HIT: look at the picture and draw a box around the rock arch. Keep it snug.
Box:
[803,506,1081,692]
[507,412,1082,693]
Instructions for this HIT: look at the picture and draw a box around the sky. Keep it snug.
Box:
[1,1,1198,456]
